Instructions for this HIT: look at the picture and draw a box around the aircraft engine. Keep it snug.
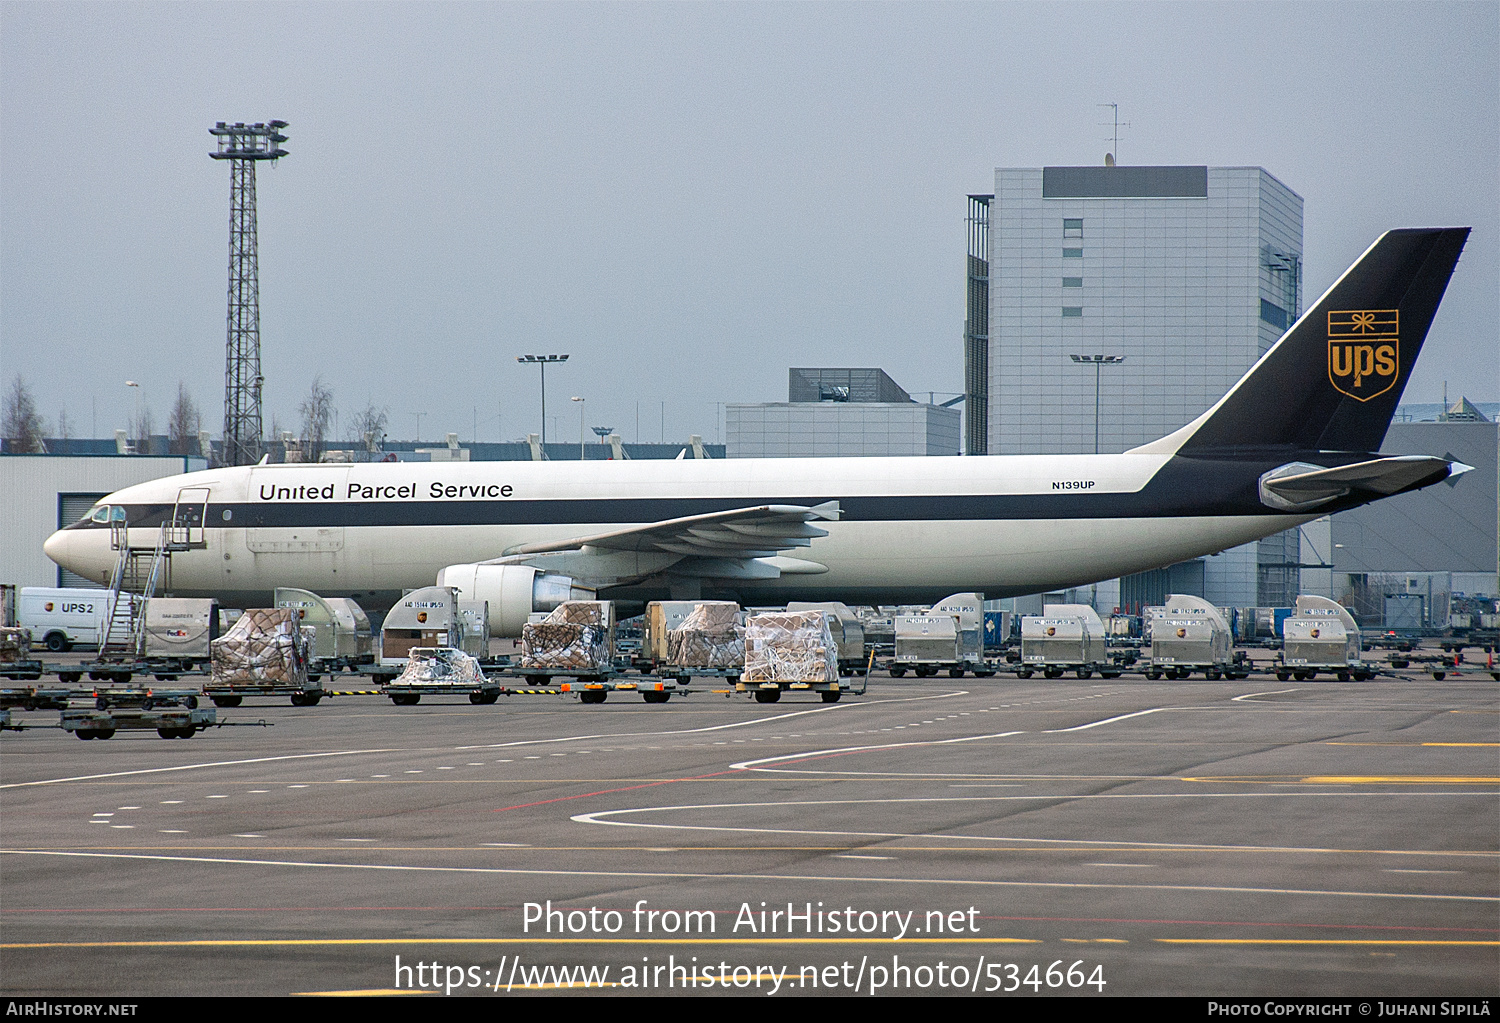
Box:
[435,564,596,637]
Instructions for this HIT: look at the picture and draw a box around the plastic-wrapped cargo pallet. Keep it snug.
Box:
[667,602,744,669]
[0,626,31,663]
[744,610,837,683]
[209,608,313,686]
[521,601,613,671]
[395,647,488,686]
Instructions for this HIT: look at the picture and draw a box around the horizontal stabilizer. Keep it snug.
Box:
[1258,456,1462,512]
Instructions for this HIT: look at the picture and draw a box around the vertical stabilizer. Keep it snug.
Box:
[1133,228,1469,455]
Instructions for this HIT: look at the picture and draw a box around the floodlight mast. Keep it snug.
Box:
[211,120,289,467]
[1068,353,1126,454]
[516,354,569,446]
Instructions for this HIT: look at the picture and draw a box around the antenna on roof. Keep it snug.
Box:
[1098,103,1130,164]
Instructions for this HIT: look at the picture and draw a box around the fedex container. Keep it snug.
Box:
[141,598,220,660]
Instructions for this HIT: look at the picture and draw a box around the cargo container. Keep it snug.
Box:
[1019,604,1108,678]
[380,587,462,668]
[0,627,42,681]
[860,613,896,660]
[932,592,985,668]
[891,614,961,677]
[383,647,502,705]
[983,610,1014,652]
[141,597,220,664]
[520,600,616,677]
[1277,595,1370,680]
[274,588,373,672]
[739,610,850,703]
[640,601,703,670]
[666,602,744,676]
[1143,594,1235,679]
[457,601,490,659]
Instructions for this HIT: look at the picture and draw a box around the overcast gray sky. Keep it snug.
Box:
[2,1,1495,448]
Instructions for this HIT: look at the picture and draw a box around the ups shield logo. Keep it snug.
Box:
[1328,309,1399,402]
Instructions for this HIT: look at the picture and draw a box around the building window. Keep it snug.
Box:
[1259,298,1289,330]
[1063,218,1083,238]
[1063,247,1083,258]
[1062,277,1083,288]
[1062,306,1083,318]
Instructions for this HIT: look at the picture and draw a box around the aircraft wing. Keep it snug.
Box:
[1259,456,1466,511]
[501,501,841,559]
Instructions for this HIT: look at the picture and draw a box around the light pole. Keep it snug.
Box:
[571,396,585,461]
[125,380,142,453]
[1068,354,1126,454]
[516,354,569,446]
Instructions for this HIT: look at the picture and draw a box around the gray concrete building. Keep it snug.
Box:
[727,368,960,458]
[968,165,1305,608]
[1329,419,1499,624]
[1,454,208,588]
[1332,421,1497,577]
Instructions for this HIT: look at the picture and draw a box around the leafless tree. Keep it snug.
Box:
[267,413,285,461]
[167,383,202,456]
[2,376,48,453]
[131,404,156,455]
[298,376,335,463]
[347,401,388,458]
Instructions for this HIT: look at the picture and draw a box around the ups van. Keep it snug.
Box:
[18,587,109,651]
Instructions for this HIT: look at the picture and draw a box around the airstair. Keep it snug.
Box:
[96,488,209,660]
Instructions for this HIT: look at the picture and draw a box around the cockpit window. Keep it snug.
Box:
[90,507,110,524]
[111,507,127,522]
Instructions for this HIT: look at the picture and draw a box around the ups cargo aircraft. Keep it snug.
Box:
[46,228,1472,635]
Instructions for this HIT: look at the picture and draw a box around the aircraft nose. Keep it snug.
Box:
[44,526,109,584]
[42,528,70,567]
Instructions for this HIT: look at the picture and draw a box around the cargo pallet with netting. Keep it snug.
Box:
[383,646,504,705]
[204,607,324,706]
[0,627,45,681]
[736,610,868,704]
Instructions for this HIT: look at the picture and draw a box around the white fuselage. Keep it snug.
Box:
[44,452,1306,609]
